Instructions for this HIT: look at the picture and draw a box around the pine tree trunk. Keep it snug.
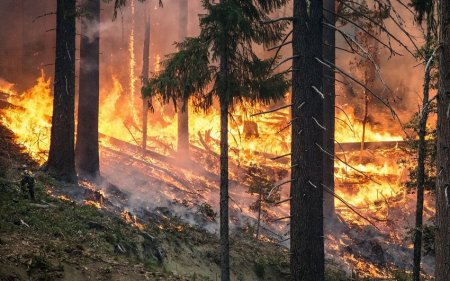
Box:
[322,0,336,221]
[219,96,230,281]
[46,0,77,183]
[435,0,450,279]
[142,3,150,152]
[413,21,433,281]
[177,0,189,156]
[76,0,100,178]
[291,0,324,280]
[219,0,230,277]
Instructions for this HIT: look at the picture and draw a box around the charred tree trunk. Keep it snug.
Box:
[177,0,189,156]
[413,20,433,281]
[323,0,336,221]
[435,0,450,279]
[291,0,324,280]
[46,0,77,183]
[76,0,100,178]
[142,3,150,152]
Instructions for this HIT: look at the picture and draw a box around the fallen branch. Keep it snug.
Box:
[322,184,380,230]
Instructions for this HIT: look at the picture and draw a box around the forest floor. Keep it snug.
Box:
[0,124,352,281]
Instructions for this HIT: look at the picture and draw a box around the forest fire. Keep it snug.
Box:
[1,0,447,280]
[0,68,435,278]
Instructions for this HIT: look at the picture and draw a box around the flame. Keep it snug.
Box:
[121,210,144,230]
[335,107,403,143]
[84,200,102,209]
[0,70,52,163]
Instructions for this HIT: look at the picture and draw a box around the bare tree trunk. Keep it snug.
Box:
[177,0,189,156]
[413,20,433,281]
[323,0,336,221]
[76,0,100,179]
[435,0,450,279]
[142,2,150,152]
[46,0,77,183]
[291,0,324,280]
[219,0,230,278]
[255,184,262,239]
[219,96,230,281]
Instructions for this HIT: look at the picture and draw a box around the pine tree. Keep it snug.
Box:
[76,0,101,179]
[144,2,289,280]
[410,3,437,279]
[45,0,77,183]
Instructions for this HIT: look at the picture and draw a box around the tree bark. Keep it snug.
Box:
[76,0,100,178]
[435,0,450,279]
[177,0,189,156]
[46,0,77,183]
[142,2,150,152]
[291,0,324,280]
[323,0,336,221]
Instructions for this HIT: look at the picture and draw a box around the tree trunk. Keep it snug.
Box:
[291,0,324,280]
[413,20,433,281]
[435,0,450,279]
[360,91,369,152]
[219,96,230,281]
[76,0,100,178]
[256,184,263,239]
[219,0,230,278]
[142,2,150,152]
[322,0,336,221]
[177,0,189,156]
[46,0,77,183]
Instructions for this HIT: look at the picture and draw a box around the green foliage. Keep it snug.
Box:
[401,107,437,193]
[338,0,390,29]
[143,0,290,112]
[254,261,265,278]
[409,0,434,24]
[406,221,436,256]
[245,164,279,219]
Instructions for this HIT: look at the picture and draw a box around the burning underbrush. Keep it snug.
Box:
[0,72,436,279]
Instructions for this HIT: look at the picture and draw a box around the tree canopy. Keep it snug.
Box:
[143,0,290,111]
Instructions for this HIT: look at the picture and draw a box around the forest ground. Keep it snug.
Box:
[0,124,354,281]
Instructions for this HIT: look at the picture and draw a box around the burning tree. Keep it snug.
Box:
[45,0,77,182]
[143,1,290,280]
